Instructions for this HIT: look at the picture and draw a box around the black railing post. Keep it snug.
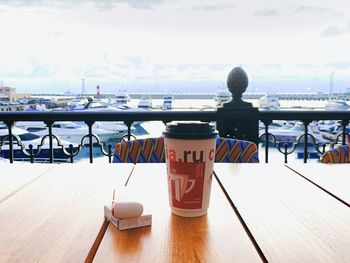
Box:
[4,121,14,163]
[265,125,269,163]
[29,144,34,163]
[89,124,93,163]
[262,120,272,163]
[341,120,348,145]
[124,121,133,141]
[303,121,310,163]
[85,120,95,163]
[108,144,112,163]
[44,121,54,163]
[69,144,74,163]
[216,67,259,145]
[284,143,288,163]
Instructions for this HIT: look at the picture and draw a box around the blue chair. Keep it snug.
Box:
[321,145,350,163]
[113,137,259,163]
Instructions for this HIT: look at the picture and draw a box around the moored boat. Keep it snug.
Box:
[0,125,78,161]
[324,100,349,111]
[258,95,280,110]
[215,89,231,107]
[138,96,153,110]
[115,91,131,109]
[162,95,173,110]
[15,121,124,145]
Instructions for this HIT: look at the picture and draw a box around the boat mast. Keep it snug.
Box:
[81,78,86,96]
[329,72,334,100]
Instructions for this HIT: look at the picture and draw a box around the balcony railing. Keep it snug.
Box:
[259,111,349,163]
[0,110,349,164]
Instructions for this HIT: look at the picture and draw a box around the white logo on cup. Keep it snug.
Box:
[170,174,195,201]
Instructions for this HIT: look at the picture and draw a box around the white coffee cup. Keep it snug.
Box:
[163,122,218,217]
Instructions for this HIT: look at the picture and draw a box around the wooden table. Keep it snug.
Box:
[214,164,350,263]
[0,163,349,262]
[286,163,350,207]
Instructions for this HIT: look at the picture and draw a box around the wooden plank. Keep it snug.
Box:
[286,163,350,206]
[214,163,350,263]
[0,164,54,203]
[94,163,261,263]
[0,163,134,263]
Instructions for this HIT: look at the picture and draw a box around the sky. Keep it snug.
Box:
[0,0,349,94]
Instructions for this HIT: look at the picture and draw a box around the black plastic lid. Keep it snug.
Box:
[162,122,218,139]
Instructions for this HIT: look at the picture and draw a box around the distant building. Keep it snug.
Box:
[0,87,31,102]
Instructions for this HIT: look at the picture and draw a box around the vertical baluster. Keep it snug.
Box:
[6,122,14,163]
[48,124,54,163]
[128,125,131,141]
[303,121,309,164]
[341,120,347,145]
[88,124,93,163]
[29,144,34,163]
[284,144,288,163]
[84,120,95,163]
[124,121,133,141]
[108,144,112,163]
[264,123,269,163]
[69,144,74,163]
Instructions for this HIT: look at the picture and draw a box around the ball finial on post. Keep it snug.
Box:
[223,66,251,108]
[227,67,249,98]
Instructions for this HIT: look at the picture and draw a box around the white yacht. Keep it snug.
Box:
[317,119,350,142]
[324,100,349,111]
[0,125,78,160]
[215,90,232,107]
[317,120,340,132]
[93,121,135,135]
[67,96,89,110]
[162,95,173,110]
[259,121,327,144]
[258,95,280,110]
[81,100,122,112]
[15,121,123,144]
[23,104,49,112]
[115,91,131,108]
[138,96,153,110]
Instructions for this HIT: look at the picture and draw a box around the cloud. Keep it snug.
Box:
[127,56,147,70]
[208,63,230,71]
[288,5,344,19]
[95,0,164,9]
[325,62,350,69]
[293,5,334,14]
[261,63,282,69]
[46,31,64,38]
[177,64,202,71]
[255,8,280,17]
[0,0,165,9]
[191,3,235,12]
[320,24,350,37]
[0,0,66,8]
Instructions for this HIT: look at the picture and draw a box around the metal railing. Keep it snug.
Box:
[0,111,216,163]
[259,111,350,163]
[0,110,349,164]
